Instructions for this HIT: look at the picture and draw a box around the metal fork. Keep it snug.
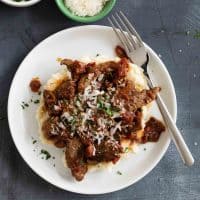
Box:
[108,11,194,166]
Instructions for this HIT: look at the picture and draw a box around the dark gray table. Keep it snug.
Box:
[0,0,199,199]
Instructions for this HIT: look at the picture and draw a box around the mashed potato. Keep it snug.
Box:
[36,56,149,171]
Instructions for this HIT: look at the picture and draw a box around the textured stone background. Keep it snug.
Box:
[0,0,199,199]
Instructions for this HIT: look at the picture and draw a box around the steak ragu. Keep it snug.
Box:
[39,56,165,181]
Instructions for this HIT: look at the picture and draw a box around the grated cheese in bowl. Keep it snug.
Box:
[64,0,110,17]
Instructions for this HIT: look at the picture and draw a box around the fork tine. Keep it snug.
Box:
[115,12,137,49]
[120,11,143,46]
[111,15,133,51]
[108,17,128,52]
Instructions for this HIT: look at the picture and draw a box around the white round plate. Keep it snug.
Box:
[8,25,177,194]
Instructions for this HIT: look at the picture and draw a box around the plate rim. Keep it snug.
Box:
[7,25,177,195]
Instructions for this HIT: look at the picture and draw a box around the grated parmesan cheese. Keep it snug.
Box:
[37,56,148,148]
[64,0,110,17]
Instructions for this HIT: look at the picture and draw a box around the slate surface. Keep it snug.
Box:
[0,0,199,199]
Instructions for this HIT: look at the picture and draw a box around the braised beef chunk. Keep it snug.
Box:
[100,59,129,82]
[29,77,41,92]
[121,111,134,124]
[43,90,56,106]
[85,143,96,158]
[128,109,143,134]
[86,62,100,74]
[91,140,123,163]
[42,117,58,140]
[142,117,165,143]
[42,117,69,148]
[116,58,129,78]
[115,45,129,59]
[121,109,143,139]
[132,110,143,132]
[116,81,160,111]
[61,59,87,81]
[43,90,61,116]
[56,80,76,100]
[65,137,88,181]
[60,59,74,67]
[68,60,86,81]
[129,87,160,109]
[77,75,90,93]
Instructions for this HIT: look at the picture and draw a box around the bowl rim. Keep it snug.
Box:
[0,0,42,7]
[55,0,117,23]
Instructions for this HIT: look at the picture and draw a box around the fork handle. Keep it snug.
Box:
[148,79,194,166]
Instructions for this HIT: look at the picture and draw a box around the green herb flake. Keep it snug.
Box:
[96,53,100,57]
[106,107,114,116]
[144,148,146,151]
[32,140,37,144]
[117,171,122,175]
[38,91,41,95]
[124,147,129,153]
[34,99,40,104]
[40,149,51,160]
[21,101,30,109]
[97,99,104,109]
[52,156,55,160]
[97,99,114,116]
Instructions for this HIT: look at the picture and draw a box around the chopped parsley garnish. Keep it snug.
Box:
[21,101,29,109]
[96,53,100,57]
[32,140,37,144]
[34,99,40,104]
[117,171,122,175]
[97,99,104,109]
[21,96,41,109]
[105,107,113,117]
[97,99,114,117]
[144,148,146,151]
[124,147,129,153]
[40,149,51,160]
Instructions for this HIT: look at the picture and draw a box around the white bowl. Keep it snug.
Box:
[0,0,42,7]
